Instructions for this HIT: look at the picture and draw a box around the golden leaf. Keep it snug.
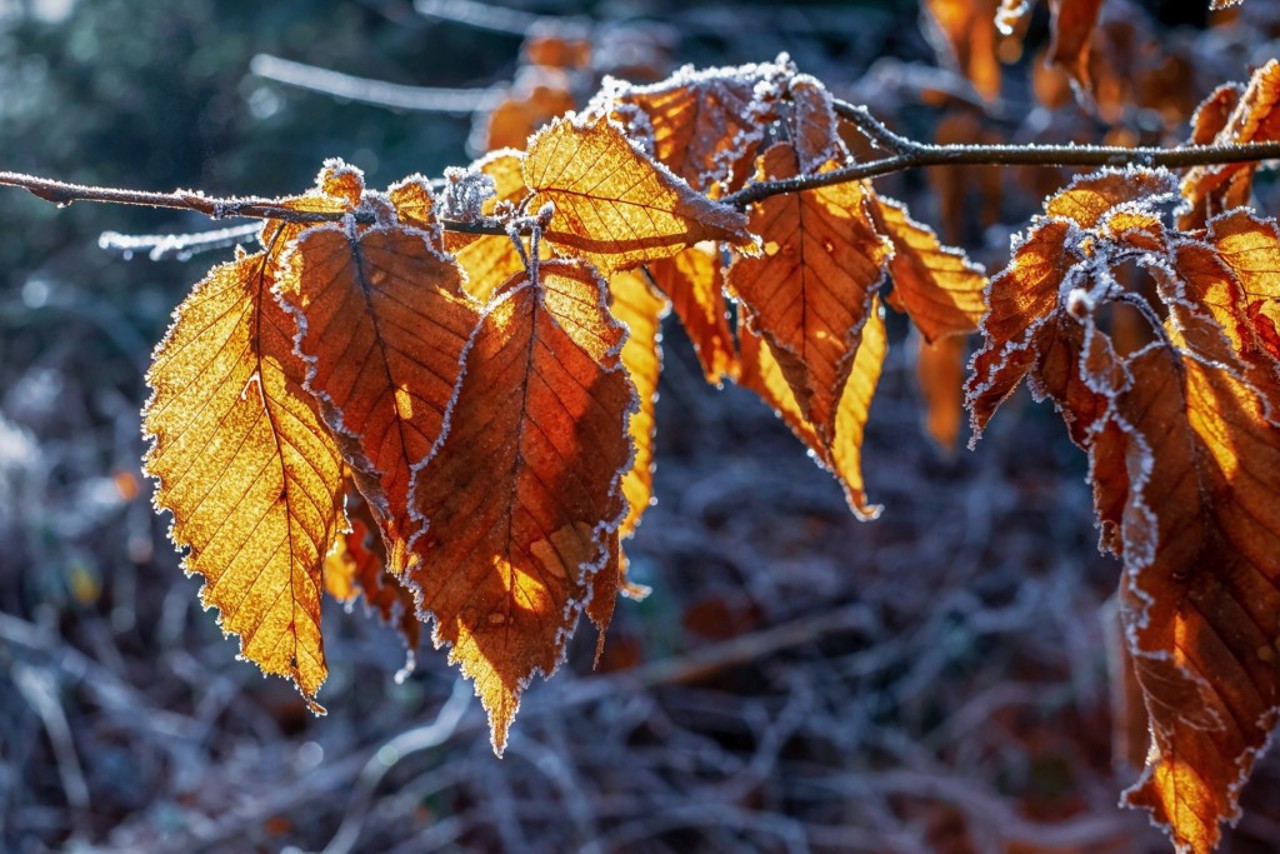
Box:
[740,297,888,520]
[609,269,670,539]
[324,482,421,653]
[922,0,1002,101]
[524,115,752,273]
[143,248,343,709]
[610,60,785,192]
[1181,61,1280,229]
[646,245,738,385]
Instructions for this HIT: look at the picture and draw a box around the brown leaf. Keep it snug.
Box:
[922,0,1002,101]
[609,269,670,539]
[608,60,786,192]
[785,75,845,175]
[1181,61,1280,229]
[646,245,738,385]
[478,74,577,154]
[1046,0,1104,91]
[324,483,421,654]
[409,259,633,752]
[524,115,752,273]
[729,143,890,445]
[1101,310,1280,854]
[972,165,1280,852]
[740,297,888,520]
[967,169,1176,437]
[916,332,968,453]
[872,193,988,342]
[278,189,479,576]
[143,247,344,710]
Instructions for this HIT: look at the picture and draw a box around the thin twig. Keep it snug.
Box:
[99,223,262,261]
[251,54,503,114]
[0,170,509,234]
[413,0,553,35]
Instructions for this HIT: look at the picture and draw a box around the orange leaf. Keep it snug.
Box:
[967,168,1177,437]
[445,151,540,303]
[477,74,577,154]
[409,259,633,752]
[278,190,479,576]
[609,269,670,539]
[143,247,343,710]
[916,332,968,453]
[785,75,845,175]
[922,0,1002,101]
[1099,311,1280,854]
[646,245,738,385]
[872,193,988,342]
[608,60,787,192]
[973,165,1280,852]
[730,143,890,445]
[524,115,752,273]
[740,297,888,520]
[324,482,421,654]
[1181,61,1280,229]
[1046,0,1104,91]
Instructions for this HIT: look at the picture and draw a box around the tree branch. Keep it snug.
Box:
[5,99,1280,238]
[725,98,1280,207]
[0,170,510,235]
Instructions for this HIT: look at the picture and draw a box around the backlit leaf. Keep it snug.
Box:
[871,193,988,342]
[524,115,752,273]
[972,165,1280,852]
[730,143,890,444]
[278,190,479,576]
[409,259,634,752]
[967,168,1177,437]
[785,75,845,175]
[1046,0,1104,91]
[448,151,538,303]
[609,269,670,539]
[607,59,787,192]
[324,482,421,654]
[1181,61,1280,229]
[916,332,968,452]
[922,0,1002,101]
[739,298,888,520]
[646,245,738,385]
[143,247,344,709]
[1101,311,1280,854]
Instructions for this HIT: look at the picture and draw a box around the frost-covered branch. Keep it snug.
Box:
[0,170,509,235]
[250,54,503,114]
[99,223,262,261]
[7,114,1280,236]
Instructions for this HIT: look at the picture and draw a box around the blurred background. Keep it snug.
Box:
[2,0,1280,851]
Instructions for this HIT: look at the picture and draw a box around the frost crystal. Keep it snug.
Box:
[440,164,496,222]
